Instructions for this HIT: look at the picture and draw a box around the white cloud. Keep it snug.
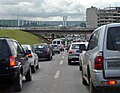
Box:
[0,0,119,21]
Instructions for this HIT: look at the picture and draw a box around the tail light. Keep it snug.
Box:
[27,54,32,57]
[94,51,103,70]
[106,80,117,85]
[68,49,72,54]
[10,56,16,67]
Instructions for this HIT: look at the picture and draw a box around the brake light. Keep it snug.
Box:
[27,54,32,57]
[106,80,117,85]
[10,56,16,67]
[68,49,72,54]
[94,51,103,70]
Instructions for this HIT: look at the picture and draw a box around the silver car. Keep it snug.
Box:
[81,23,120,93]
[22,44,39,73]
[50,44,60,54]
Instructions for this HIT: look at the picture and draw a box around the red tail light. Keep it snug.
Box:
[68,49,72,54]
[106,80,117,85]
[10,56,16,67]
[94,51,103,70]
[27,54,32,57]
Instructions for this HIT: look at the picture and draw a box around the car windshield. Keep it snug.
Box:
[107,26,120,50]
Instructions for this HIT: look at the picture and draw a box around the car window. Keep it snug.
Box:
[57,41,60,44]
[0,40,10,59]
[107,26,120,50]
[72,44,80,49]
[79,44,86,50]
[88,30,99,50]
[53,41,56,44]
[13,41,24,54]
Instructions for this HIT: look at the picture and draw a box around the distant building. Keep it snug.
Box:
[0,19,41,27]
[86,6,120,28]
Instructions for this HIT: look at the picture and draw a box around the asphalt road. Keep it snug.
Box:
[0,51,89,93]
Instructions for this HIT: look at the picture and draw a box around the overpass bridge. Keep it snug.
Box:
[21,27,94,34]
[21,27,95,41]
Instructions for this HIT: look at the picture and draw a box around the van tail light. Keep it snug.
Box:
[94,51,103,70]
[10,56,16,67]
[106,80,117,85]
[68,49,72,54]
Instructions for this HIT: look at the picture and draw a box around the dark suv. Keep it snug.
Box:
[0,37,32,92]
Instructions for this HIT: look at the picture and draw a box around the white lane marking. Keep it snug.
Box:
[60,60,63,65]
[62,56,64,58]
[54,71,60,79]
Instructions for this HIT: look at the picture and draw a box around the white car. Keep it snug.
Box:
[50,44,60,54]
[68,42,87,65]
[22,44,39,73]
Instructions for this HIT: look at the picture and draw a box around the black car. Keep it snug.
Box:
[0,37,32,92]
[33,44,53,61]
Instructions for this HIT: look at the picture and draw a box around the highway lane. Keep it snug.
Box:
[0,51,89,93]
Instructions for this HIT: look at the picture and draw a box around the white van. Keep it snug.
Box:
[52,39,64,51]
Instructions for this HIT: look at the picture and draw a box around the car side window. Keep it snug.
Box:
[13,41,24,54]
[88,30,99,50]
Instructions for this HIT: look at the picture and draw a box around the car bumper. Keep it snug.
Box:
[37,53,50,59]
[68,54,79,61]
[91,70,120,88]
[0,66,19,81]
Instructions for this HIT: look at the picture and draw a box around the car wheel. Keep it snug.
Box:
[89,77,98,93]
[36,63,39,69]
[68,59,72,65]
[81,71,88,85]
[48,54,52,61]
[25,67,32,81]
[14,72,23,92]
[31,65,36,73]
[79,62,82,71]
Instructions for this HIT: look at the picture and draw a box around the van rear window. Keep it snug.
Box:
[107,26,120,50]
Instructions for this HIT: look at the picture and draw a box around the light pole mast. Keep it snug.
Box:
[17,7,20,27]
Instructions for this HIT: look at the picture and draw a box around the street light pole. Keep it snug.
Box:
[17,7,20,27]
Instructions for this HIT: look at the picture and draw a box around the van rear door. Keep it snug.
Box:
[104,26,120,78]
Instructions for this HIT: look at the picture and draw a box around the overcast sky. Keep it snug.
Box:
[0,0,120,21]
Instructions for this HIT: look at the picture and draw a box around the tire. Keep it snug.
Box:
[81,71,88,85]
[48,54,52,61]
[14,72,23,92]
[79,65,82,71]
[36,63,39,69]
[68,59,72,65]
[25,67,32,81]
[31,65,36,73]
[89,78,98,93]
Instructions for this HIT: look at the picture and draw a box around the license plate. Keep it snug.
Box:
[107,61,120,69]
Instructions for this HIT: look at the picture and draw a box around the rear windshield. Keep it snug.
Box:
[33,44,48,49]
[72,44,86,50]
[0,40,10,59]
[107,26,120,50]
